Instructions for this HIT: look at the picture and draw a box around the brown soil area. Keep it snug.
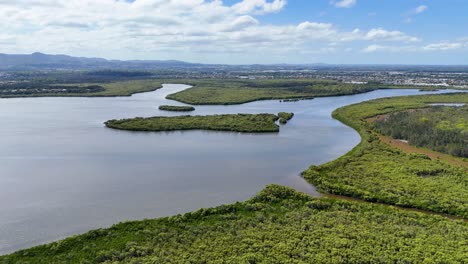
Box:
[366,111,467,170]
[377,135,468,170]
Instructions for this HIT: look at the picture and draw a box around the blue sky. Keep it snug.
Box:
[0,0,467,64]
[254,0,465,41]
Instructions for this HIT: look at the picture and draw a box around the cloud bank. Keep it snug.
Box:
[0,0,465,63]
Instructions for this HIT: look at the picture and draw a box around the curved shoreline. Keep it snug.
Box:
[2,184,466,263]
[164,80,464,106]
[0,85,465,255]
[303,92,468,218]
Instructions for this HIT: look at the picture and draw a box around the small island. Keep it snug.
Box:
[278,112,294,124]
[159,105,195,112]
[419,88,440,92]
[105,113,281,133]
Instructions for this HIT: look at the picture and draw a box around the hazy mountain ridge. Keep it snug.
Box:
[1,53,467,72]
[0,53,199,70]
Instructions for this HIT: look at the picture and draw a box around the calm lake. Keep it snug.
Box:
[0,85,459,254]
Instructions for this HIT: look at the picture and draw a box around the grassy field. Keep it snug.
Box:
[303,93,468,217]
[105,114,280,133]
[158,105,195,112]
[1,185,466,264]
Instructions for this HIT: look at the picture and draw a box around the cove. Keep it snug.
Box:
[0,84,459,254]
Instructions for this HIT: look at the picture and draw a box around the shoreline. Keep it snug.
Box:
[2,79,464,104]
[1,87,466,256]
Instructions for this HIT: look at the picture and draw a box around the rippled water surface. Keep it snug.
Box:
[0,84,459,254]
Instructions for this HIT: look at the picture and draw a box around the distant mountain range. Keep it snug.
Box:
[0,52,201,70]
[1,52,467,72]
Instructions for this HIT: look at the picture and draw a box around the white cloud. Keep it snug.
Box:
[362,41,468,53]
[232,0,287,15]
[414,5,428,15]
[0,0,438,63]
[361,45,407,53]
[403,5,428,22]
[221,16,259,32]
[296,21,336,38]
[364,28,420,42]
[331,0,356,8]
[423,42,463,51]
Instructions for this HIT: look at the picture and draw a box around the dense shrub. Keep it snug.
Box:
[2,185,467,264]
[374,106,468,157]
[278,112,294,124]
[105,114,280,133]
[303,93,468,217]
[158,105,195,112]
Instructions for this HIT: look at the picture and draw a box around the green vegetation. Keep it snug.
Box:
[87,80,163,97]
[165,79,457,105]
[1,76,452,100]
[158,105,195,112]
[419,88,440,92]
[105,114,280,133]
[280,98,303,102]
[374,106,468,157]
[278,112,294,124]
[0,84,105,96]
[3,79,468,262]
[2,185,467,264]
[166,79,378,105]
[303,93,468,217]
[0,79,163,98]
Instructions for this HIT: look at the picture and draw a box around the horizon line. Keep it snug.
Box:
[2,52,468,67]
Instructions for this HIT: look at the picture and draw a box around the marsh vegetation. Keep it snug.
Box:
[303,93,468,217]
[166,79,378,105]
[2,82,467,263]
[278,112,294,124]
[105,114,280,133]
[0,79,163,98]
[158,105,195,112]
[1,185,466,264]
[374,106,468,157]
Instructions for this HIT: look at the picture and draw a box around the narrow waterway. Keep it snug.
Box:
[0,84,459,254]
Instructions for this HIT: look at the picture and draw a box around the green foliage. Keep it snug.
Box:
[2,185,467,264]
[158,105,195,112]
[105,114,280,133]
[0,79,163,98]
[278,112,294,124]
[84,80,163,97]
[419,88,440,92]
[375,106,468,157]
[0,83,105,96]
[166,79,378,105]
[303,93,468,217]
[0,77,448,100]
